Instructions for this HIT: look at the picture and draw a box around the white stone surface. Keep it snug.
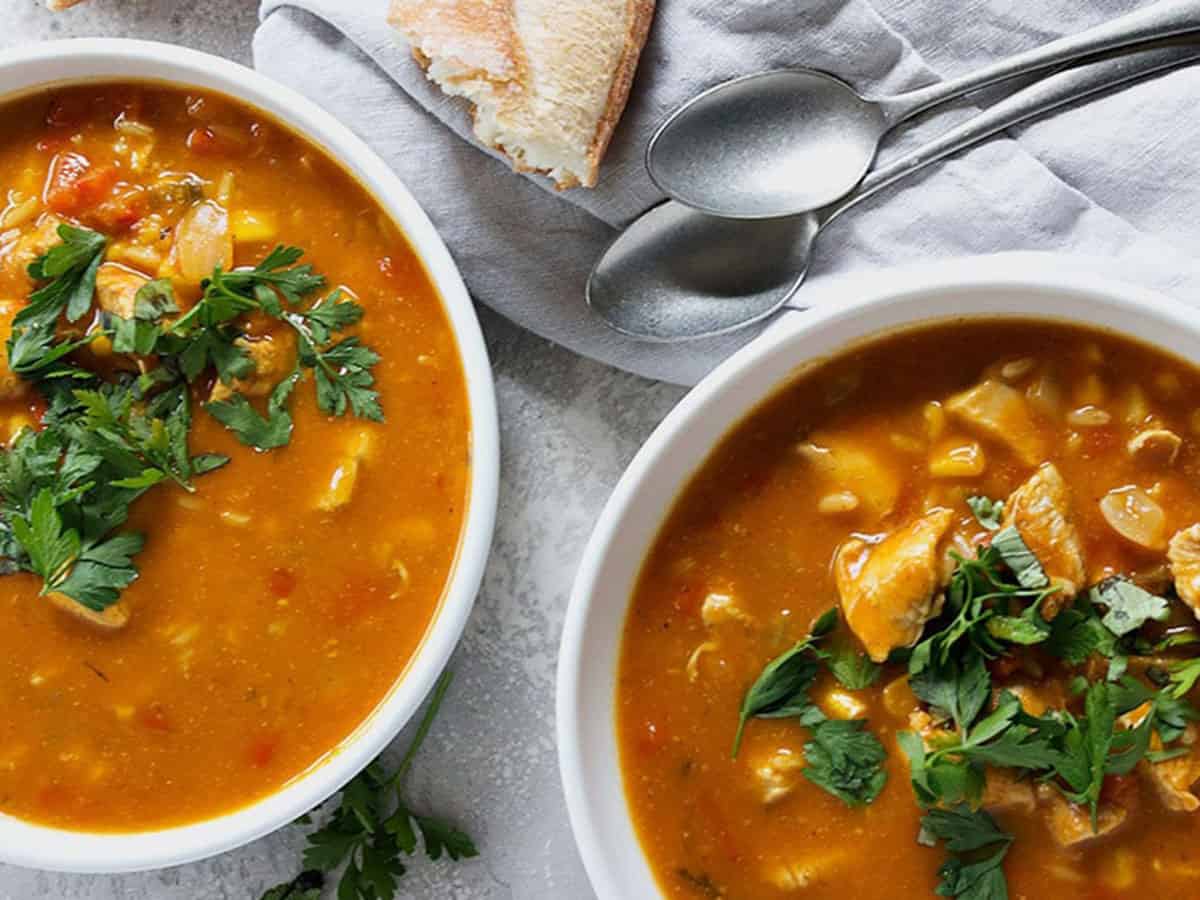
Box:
[0,3,685,897]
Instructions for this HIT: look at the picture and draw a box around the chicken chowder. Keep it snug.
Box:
[619,320,1200,899]
[0,84,469,831]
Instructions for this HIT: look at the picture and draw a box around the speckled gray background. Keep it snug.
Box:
[0,2,685,897]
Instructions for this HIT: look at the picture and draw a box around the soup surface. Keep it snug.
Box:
[0,84,469,830]
[620,321,1200,899]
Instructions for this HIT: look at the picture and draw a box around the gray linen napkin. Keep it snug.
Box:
[256,0,1200,386]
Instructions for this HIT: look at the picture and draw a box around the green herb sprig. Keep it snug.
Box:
[260,671,478,900]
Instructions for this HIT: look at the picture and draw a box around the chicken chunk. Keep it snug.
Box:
[94,262,149,319]
[797,435,899,520]
[701,591,752,627]
[981,768,1036,814]
[764,848,853,890]
[208,330,297,403]
[1167,524,1200,619]
[315,429,375,512]
[946,379,1045,465]
[1002,464,1086,617]
[0,301,31,401]
[834,508,954,662]
[0,213,63,294]
[1142,727,1200,812]
[1038,785,1128,847]
[751,747,806,805]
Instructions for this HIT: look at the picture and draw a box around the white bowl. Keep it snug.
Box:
[556,253,1200,899]
[0,39,499,873]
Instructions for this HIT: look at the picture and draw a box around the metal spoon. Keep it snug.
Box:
[648,0,1200,220]
[589,42,1200,342]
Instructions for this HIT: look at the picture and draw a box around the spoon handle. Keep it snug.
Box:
[876,0,1200,125]
[820,41,1200,228]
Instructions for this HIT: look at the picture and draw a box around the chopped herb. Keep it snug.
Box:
[17,224,107,329]
[1168,658,1200,699]
[802,718,887,806]
[206,369,300,450]
[920,806,1013,900]
[733,609,887,806]
[818,640,882,691]
[990,526,1048,590]
[262,671,477,900]
[258,871,324,900]
[966,496,1004,531]
[1090,576,1170,637]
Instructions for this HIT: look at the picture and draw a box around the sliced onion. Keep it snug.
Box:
[174,200,231,283]
[1099,486,1167,550]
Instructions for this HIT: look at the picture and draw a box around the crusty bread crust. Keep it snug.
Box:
[389,0,655,189]
[586,0,655,186]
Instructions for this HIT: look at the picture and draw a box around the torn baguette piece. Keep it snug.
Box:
[388,0,655,189]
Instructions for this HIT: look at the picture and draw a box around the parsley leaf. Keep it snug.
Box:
[1090,576,1170,637]
[259,871,324,900]
[17,224,107,329]
[733,610,835,755]
[920,806,1013,900]
[802,718,887,806]
[1045,599,1119,665]
[264,671,478,900]
[206,369,300,450]
[818,641,882,690]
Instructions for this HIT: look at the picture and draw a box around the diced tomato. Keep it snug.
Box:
[138,702,172,733]
[268,567,297,598]
[44,153,120,216]
[92,186,148,233]
[248,734,279,768]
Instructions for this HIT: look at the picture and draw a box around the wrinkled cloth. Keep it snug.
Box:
[256,0,1200,385]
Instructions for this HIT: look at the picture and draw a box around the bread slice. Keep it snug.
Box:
[388,0,655,189]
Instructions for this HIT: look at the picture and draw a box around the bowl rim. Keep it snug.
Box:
[0,38,499,873]
[556,252,1200,900]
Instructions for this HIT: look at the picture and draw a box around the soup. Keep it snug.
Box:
[619,321,1200,899]
[0,84,470,831]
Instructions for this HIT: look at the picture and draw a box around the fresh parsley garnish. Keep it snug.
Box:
[920,806,1013,900]
[0,228,380,616]
[17,223,107,329]
[206,369,299,451]
[733,608,887,806]
[260,670,478,900]
[802,718,887,806]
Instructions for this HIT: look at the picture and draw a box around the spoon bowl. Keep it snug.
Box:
[647,0,1200,219]
[646,71,885,220]
[588,203,817,341]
